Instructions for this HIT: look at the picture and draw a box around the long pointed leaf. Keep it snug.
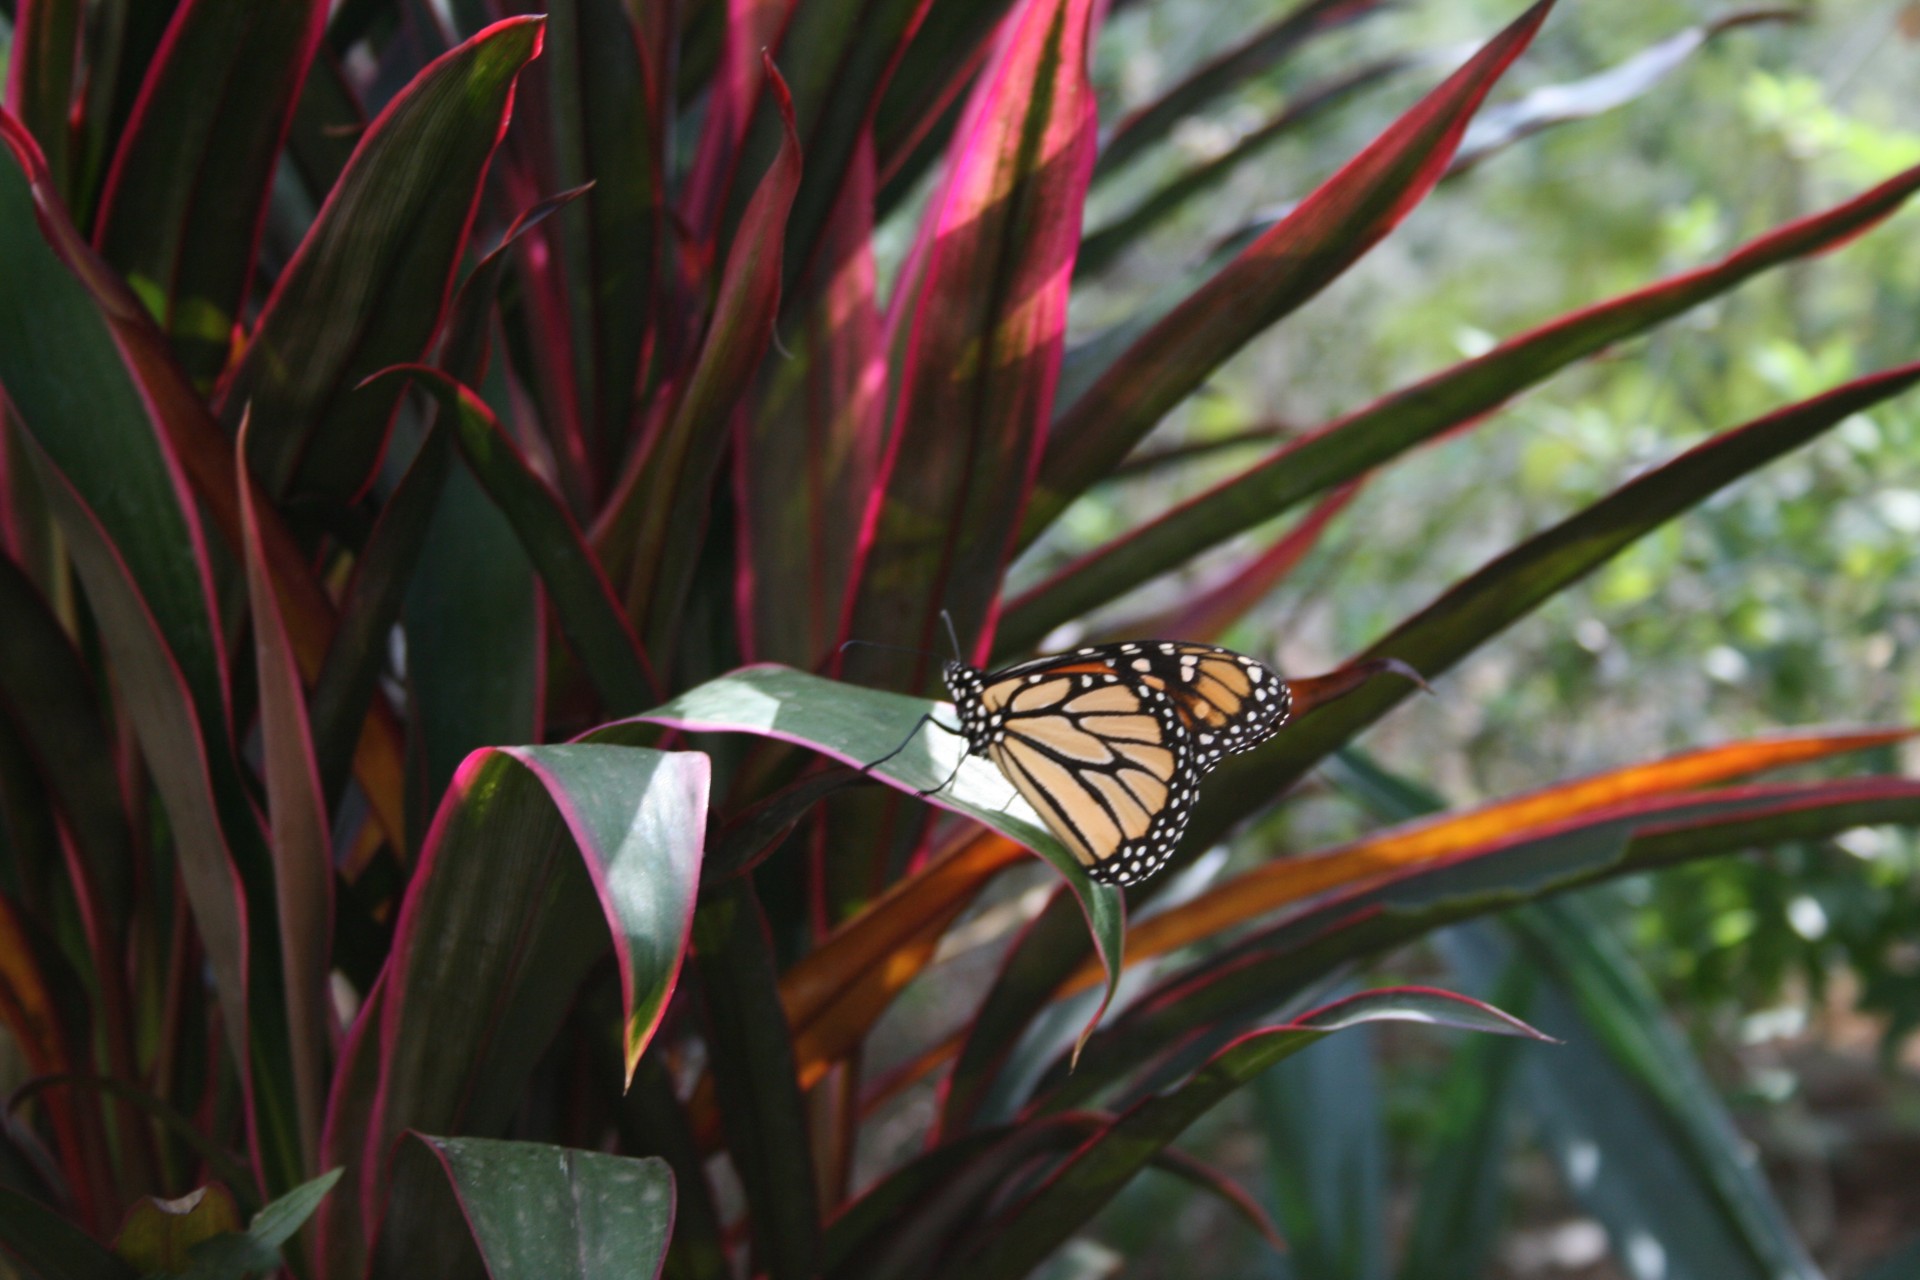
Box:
[1025,1,1552,540]
[1047,779,1920,1114]
[1002,162,1920,652]
[826,1110,1279,1278]
[375,367,657,712]
[946,990,1547,1280]
[1252,1013,1385,1280]
[603,59,800,661]
[844,0,1102,671]
[400,376,542,838]
[1094,0,1390,179]
[693,877,819,1280]
[870,0,1013,192]
[1099,726,1915,985]
[0,113,301,1185]
[223,17,544,508]
[1,106,408,843]
[1395,960,1533,1280]
[506,0,664,479]
[1443,918,1813,1280]
[238,423,336,1174]
[1504,900,1822,1279]
[1077,59,1405,278]
[308,423,452,814]
[782,829,1027,1093]
[1105,481,1359,643]
[738,130,884,668]
[342,745,705,1240]
[3,0,82,202]
[1186,360,1920,854]
[935,886,1092,1139]
[92,0,328,384]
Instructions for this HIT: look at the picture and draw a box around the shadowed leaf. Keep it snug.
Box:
[372,1138,671,1280]
[945,989,1546,1280]
[224,17,544,509]
[327,746,705,1253]
[92,0,328,384]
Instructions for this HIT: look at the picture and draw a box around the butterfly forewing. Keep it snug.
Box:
[944,641,1290,885]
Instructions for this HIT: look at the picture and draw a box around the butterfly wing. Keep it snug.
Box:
[1123,641,1292,770]
[965,642,1289,885]
[983,671,1190,890]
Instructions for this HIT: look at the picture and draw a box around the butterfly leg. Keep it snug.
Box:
[915,751,968,800]
[862,712,976,799]
[862,711,962,779]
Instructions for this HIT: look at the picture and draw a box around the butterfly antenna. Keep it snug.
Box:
[940,609,964,662]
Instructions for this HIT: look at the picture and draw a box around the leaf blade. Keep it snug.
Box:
[1026,1,1553,538]
[223,16,544,507]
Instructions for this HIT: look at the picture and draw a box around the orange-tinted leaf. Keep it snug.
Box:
[1061,726,1913,999]
[785,830,1027,1089]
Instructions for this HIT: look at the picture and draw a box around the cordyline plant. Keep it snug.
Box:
[0,0,1916,1276]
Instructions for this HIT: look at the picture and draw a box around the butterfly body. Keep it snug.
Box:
[940,642,1291,886]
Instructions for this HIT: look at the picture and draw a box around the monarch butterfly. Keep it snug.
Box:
[863,637,1422,887]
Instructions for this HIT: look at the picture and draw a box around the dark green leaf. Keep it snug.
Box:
[945,990,1546,1280]
[225,17,544,508]
[335,744,705,1259]
[373,1139,670,1280]
[92,1,328,383]
[1506,900,1821,1279]
[692,879,819,1280]
[1252,1015,1385,1280]
[0,1185,135,1280]
[1395,961,1534,1280]
[376,367,657,712]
